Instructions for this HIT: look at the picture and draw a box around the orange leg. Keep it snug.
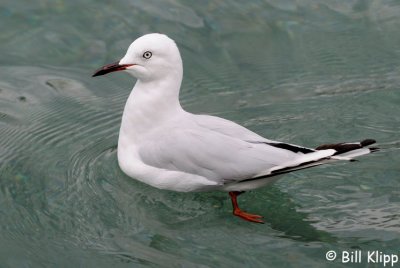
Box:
[229,191,264,224]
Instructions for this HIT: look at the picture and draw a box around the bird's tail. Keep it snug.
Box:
[266,139,378,176]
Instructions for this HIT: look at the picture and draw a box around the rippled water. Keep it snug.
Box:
[1,1,400,267]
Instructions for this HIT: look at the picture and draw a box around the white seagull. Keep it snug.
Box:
[93,33,378,223]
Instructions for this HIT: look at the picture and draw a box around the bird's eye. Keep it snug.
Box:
[143,51,152,59]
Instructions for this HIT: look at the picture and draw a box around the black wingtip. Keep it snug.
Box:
[361,139,376,147]
[316,138,378,155]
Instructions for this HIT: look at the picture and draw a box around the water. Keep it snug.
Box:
[1,0,400,267]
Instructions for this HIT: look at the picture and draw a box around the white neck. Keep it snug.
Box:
[119,72,184,142]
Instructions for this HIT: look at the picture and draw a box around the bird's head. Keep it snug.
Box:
[93,33,182,82]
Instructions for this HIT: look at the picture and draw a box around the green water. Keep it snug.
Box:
[1,1,399,267]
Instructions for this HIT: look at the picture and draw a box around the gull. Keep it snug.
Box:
[92,33,378,223]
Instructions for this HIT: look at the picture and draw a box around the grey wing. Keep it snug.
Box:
[193,114,271,142]
[138,126,299,184]
[194,114,315,154]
